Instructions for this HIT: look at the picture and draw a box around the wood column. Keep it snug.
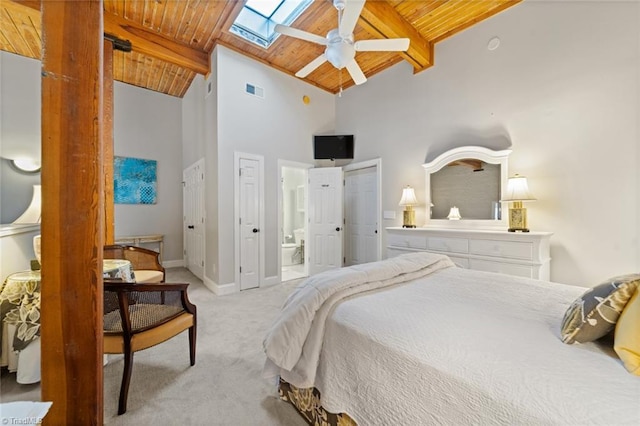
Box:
[41,1,105,424]
[104,39,115,244]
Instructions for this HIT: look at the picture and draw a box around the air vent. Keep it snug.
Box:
[245,83,264,99]
[205,77,213,98]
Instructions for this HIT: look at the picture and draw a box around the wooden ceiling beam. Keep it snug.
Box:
[10,0,210,75]
[359,0,433,73]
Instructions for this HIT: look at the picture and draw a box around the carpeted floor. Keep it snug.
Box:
[1,268,307,425]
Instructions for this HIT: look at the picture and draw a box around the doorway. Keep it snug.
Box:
[278,160,312,282]
[235,152,264,291]
[183,158,205,280]
[343,159,382,265]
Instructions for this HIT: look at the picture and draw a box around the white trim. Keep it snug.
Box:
[234,152,265,289]
[422,146,511,230]
[0,224,40,238]
[203,275,239,295]
[277,159,313,284]
[162,259,185,268]
[262,275,280,288]
[343,158,383,261]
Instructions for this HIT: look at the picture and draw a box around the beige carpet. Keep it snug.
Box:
[1,268,307,426]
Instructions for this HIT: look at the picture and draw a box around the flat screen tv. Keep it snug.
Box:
[313,135,354,160]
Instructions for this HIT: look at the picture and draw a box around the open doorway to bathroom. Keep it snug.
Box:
[278,161,312,282]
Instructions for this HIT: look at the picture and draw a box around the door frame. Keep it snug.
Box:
[343,158,383,262]
[234,152,265,290]
[277,159,313,282]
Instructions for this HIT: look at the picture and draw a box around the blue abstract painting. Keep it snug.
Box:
[114,156,157,204]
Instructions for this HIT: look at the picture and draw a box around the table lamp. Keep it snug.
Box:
[502,174,536,232]
[399,186,418,228]
[447,206,461,220]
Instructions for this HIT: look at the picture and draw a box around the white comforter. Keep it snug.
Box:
[263,252,455,388]
[315,264,640,424]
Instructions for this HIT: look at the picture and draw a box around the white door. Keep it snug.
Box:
[308,167,343,275]
[183,159,204,279]
[239,158,261,290]
[344,166,378,266]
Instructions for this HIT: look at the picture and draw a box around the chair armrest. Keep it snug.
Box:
[104,281,196,315]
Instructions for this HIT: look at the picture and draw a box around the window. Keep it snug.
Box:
[230,0,313,48]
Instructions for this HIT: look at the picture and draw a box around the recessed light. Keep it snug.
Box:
[487,37,501,51]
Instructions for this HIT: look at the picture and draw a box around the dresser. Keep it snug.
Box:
[386,227,552,281]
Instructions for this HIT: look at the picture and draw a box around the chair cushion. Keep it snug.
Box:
[104,312,194,354]
[133,270,164,283]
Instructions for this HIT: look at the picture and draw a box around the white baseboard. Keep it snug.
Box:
[203,275,238,295]
[162,259,185,268]
[262,276,280,288]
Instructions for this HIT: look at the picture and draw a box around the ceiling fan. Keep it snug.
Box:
[275,0,410,86]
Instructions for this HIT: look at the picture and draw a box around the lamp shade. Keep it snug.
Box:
[447,206,461,220]
[12,184,41,224]
[398,186,418,206]
[502,175,536,202]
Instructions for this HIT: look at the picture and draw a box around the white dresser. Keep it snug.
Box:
[386,227,552,281]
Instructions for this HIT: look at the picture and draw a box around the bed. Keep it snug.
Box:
[264,252,640,425]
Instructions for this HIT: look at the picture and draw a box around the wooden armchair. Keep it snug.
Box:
[104,244,165,283]
[103,280,197,414]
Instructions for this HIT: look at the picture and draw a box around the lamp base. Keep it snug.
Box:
[508,228,530,233]
[402,208,416,228]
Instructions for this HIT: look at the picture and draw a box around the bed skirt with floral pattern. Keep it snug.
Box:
[278,377,357,426]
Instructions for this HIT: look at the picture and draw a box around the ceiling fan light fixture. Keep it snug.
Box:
[325,43,355,69]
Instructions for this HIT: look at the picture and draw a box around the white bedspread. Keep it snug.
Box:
[316,266,640,425]
[263,252,455,387]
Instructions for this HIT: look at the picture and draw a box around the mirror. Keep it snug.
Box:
[423,146,511,229]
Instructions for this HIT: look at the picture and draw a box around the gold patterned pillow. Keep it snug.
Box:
[561,274,640,344]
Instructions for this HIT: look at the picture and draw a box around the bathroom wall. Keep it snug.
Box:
[282,167,306,243]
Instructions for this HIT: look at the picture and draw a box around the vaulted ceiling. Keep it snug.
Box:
[1,0,520,97]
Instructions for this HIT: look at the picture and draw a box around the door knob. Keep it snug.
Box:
[335,227,341,232]
[253,228,259,233]
[188,225,195,229]
[375,230,378,234]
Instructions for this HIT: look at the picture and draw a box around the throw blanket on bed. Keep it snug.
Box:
[263,252,455,388]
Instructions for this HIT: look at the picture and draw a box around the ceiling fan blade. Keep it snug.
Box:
[346,59,367,85]
[339,0,366,37]
[354,38,410,52]
[295,54,328,78]
[275,24,328,45]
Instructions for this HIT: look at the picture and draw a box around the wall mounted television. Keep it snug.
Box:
[313,135,354,160]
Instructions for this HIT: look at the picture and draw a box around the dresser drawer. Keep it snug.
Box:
[469,239,533,260]
[469,259,534,278]
[386,247,415,258]
[448,256,469,269]
[387,233,427,250]
[427,237,469,254]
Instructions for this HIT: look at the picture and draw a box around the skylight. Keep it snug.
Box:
[230,0,312,48]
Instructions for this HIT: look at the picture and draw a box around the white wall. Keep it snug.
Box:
[184,47,335,284]
[0,52,41,223]
[335,0,639,285]
[113,83,184,264]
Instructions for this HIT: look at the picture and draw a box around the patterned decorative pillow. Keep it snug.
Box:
[561,274,640,344]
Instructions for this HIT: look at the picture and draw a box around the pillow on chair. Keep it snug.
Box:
[561,274,640,344]
[133,270,164,283]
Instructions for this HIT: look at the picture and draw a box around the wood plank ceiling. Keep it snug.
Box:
[1,0,520,97]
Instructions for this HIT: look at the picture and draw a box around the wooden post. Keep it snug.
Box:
[104,39,115,244]
[41,1,105,424]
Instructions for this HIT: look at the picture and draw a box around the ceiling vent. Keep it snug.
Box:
[245,83,264,99]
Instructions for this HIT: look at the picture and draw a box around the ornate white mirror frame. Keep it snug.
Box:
[422,146,512,230]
